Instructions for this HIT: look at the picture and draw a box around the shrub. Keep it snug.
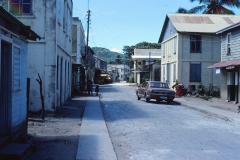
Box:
[196,82,205,95]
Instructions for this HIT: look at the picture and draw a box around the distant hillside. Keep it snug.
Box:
[92,47,124,64]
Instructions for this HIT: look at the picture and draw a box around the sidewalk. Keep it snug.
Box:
[174,96,240,123]
[76,96,117,160]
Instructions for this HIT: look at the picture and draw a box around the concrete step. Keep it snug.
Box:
[0,143,31,160]
[0,136,10,149]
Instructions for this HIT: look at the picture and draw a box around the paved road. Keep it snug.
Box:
[99,83,240,160]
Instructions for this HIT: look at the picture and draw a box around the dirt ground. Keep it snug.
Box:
[25,95,87,160]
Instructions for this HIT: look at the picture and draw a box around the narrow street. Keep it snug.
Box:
[99,83,240,160]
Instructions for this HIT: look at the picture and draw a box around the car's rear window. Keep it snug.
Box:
[150,82,169,89]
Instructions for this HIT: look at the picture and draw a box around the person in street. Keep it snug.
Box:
[95,84,99,96]
[87,80,93,95]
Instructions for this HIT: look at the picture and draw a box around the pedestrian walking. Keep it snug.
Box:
[87,80,93,95]
[95,84,99,96]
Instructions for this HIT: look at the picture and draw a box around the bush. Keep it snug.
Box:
[196,82,205,95]
[205,83,220,98]
[128,72,134,83]
[196,82,220,98]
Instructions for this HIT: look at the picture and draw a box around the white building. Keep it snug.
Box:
[132,49,161,84]
[2,0,73,111]
[108,64,130,81]
[72,17,85,94]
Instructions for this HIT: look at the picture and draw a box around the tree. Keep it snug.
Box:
[188,0,240,14]
[176,7,189,13]
[115,55,122,64]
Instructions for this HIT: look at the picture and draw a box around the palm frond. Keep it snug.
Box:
[188,5,206,13]
[222,0,240,8]
[176,7,189,13]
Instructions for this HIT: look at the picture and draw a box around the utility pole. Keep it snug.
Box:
[85,10,90,83]
[86,10,90,62]
[149,52,151,81]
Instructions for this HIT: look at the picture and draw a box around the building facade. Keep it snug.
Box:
[108,64,130,81]
[0,6,40,147]
[132,49,161,84]
[1,0,73,111]
[208,23,240,103]
[159,14,240,91]
[72,17,85,94]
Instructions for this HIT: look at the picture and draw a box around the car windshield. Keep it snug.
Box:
[150,82,169,89]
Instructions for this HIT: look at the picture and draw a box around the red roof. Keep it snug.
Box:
[208,59,240,68]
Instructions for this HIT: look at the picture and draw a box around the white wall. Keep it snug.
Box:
[19,0,73,111]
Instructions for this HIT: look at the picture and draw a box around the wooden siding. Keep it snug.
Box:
[221,28,240,61]
[11,46,21,141]
[162,20,177,42]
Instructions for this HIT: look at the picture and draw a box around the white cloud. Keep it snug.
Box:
[111,48,122,53]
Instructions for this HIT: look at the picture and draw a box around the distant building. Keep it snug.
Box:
[72,17,85,94]
[108,64,130,81]
[132,49,161,84]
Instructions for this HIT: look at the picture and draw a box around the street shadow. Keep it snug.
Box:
[25,135,79,160]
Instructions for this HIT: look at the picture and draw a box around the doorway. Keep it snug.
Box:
[227,71,238,102]
[0,41,12,137]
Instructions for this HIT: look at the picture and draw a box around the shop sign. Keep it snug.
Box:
[226,66,235,69]
[216,68,220,74]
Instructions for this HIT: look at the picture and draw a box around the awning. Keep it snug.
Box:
[208,59,240,69]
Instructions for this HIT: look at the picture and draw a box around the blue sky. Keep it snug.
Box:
[72,0,240,53]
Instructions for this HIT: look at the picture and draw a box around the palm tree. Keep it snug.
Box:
[176,7,189,13]
[188,0,240,14]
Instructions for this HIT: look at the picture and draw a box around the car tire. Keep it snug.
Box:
[144,93,150,102]
[166,100,172,104]
[136,92,141,100]
[156,99,160,103]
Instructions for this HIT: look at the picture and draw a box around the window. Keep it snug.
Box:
[162,43,165,57]
[226,33,231,55]
[190,63,201,82]
[10,0,32,15]
[174,37,177,54]
[173,63,176,82]
[190,35,201,52]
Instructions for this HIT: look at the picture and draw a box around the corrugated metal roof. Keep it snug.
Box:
[208,59,240,68]
[216,22,240,34]
[168,14,240,33]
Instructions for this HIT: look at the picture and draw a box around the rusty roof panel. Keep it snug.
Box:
[223,17,234,24]
[203,17,214,24]
[167,14,240,33]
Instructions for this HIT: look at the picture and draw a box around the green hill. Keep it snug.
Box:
[92,47,124,64]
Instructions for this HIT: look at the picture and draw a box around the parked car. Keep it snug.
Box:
[136,81,175,103]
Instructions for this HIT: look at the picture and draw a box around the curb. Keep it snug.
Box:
[174,99,240,124]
